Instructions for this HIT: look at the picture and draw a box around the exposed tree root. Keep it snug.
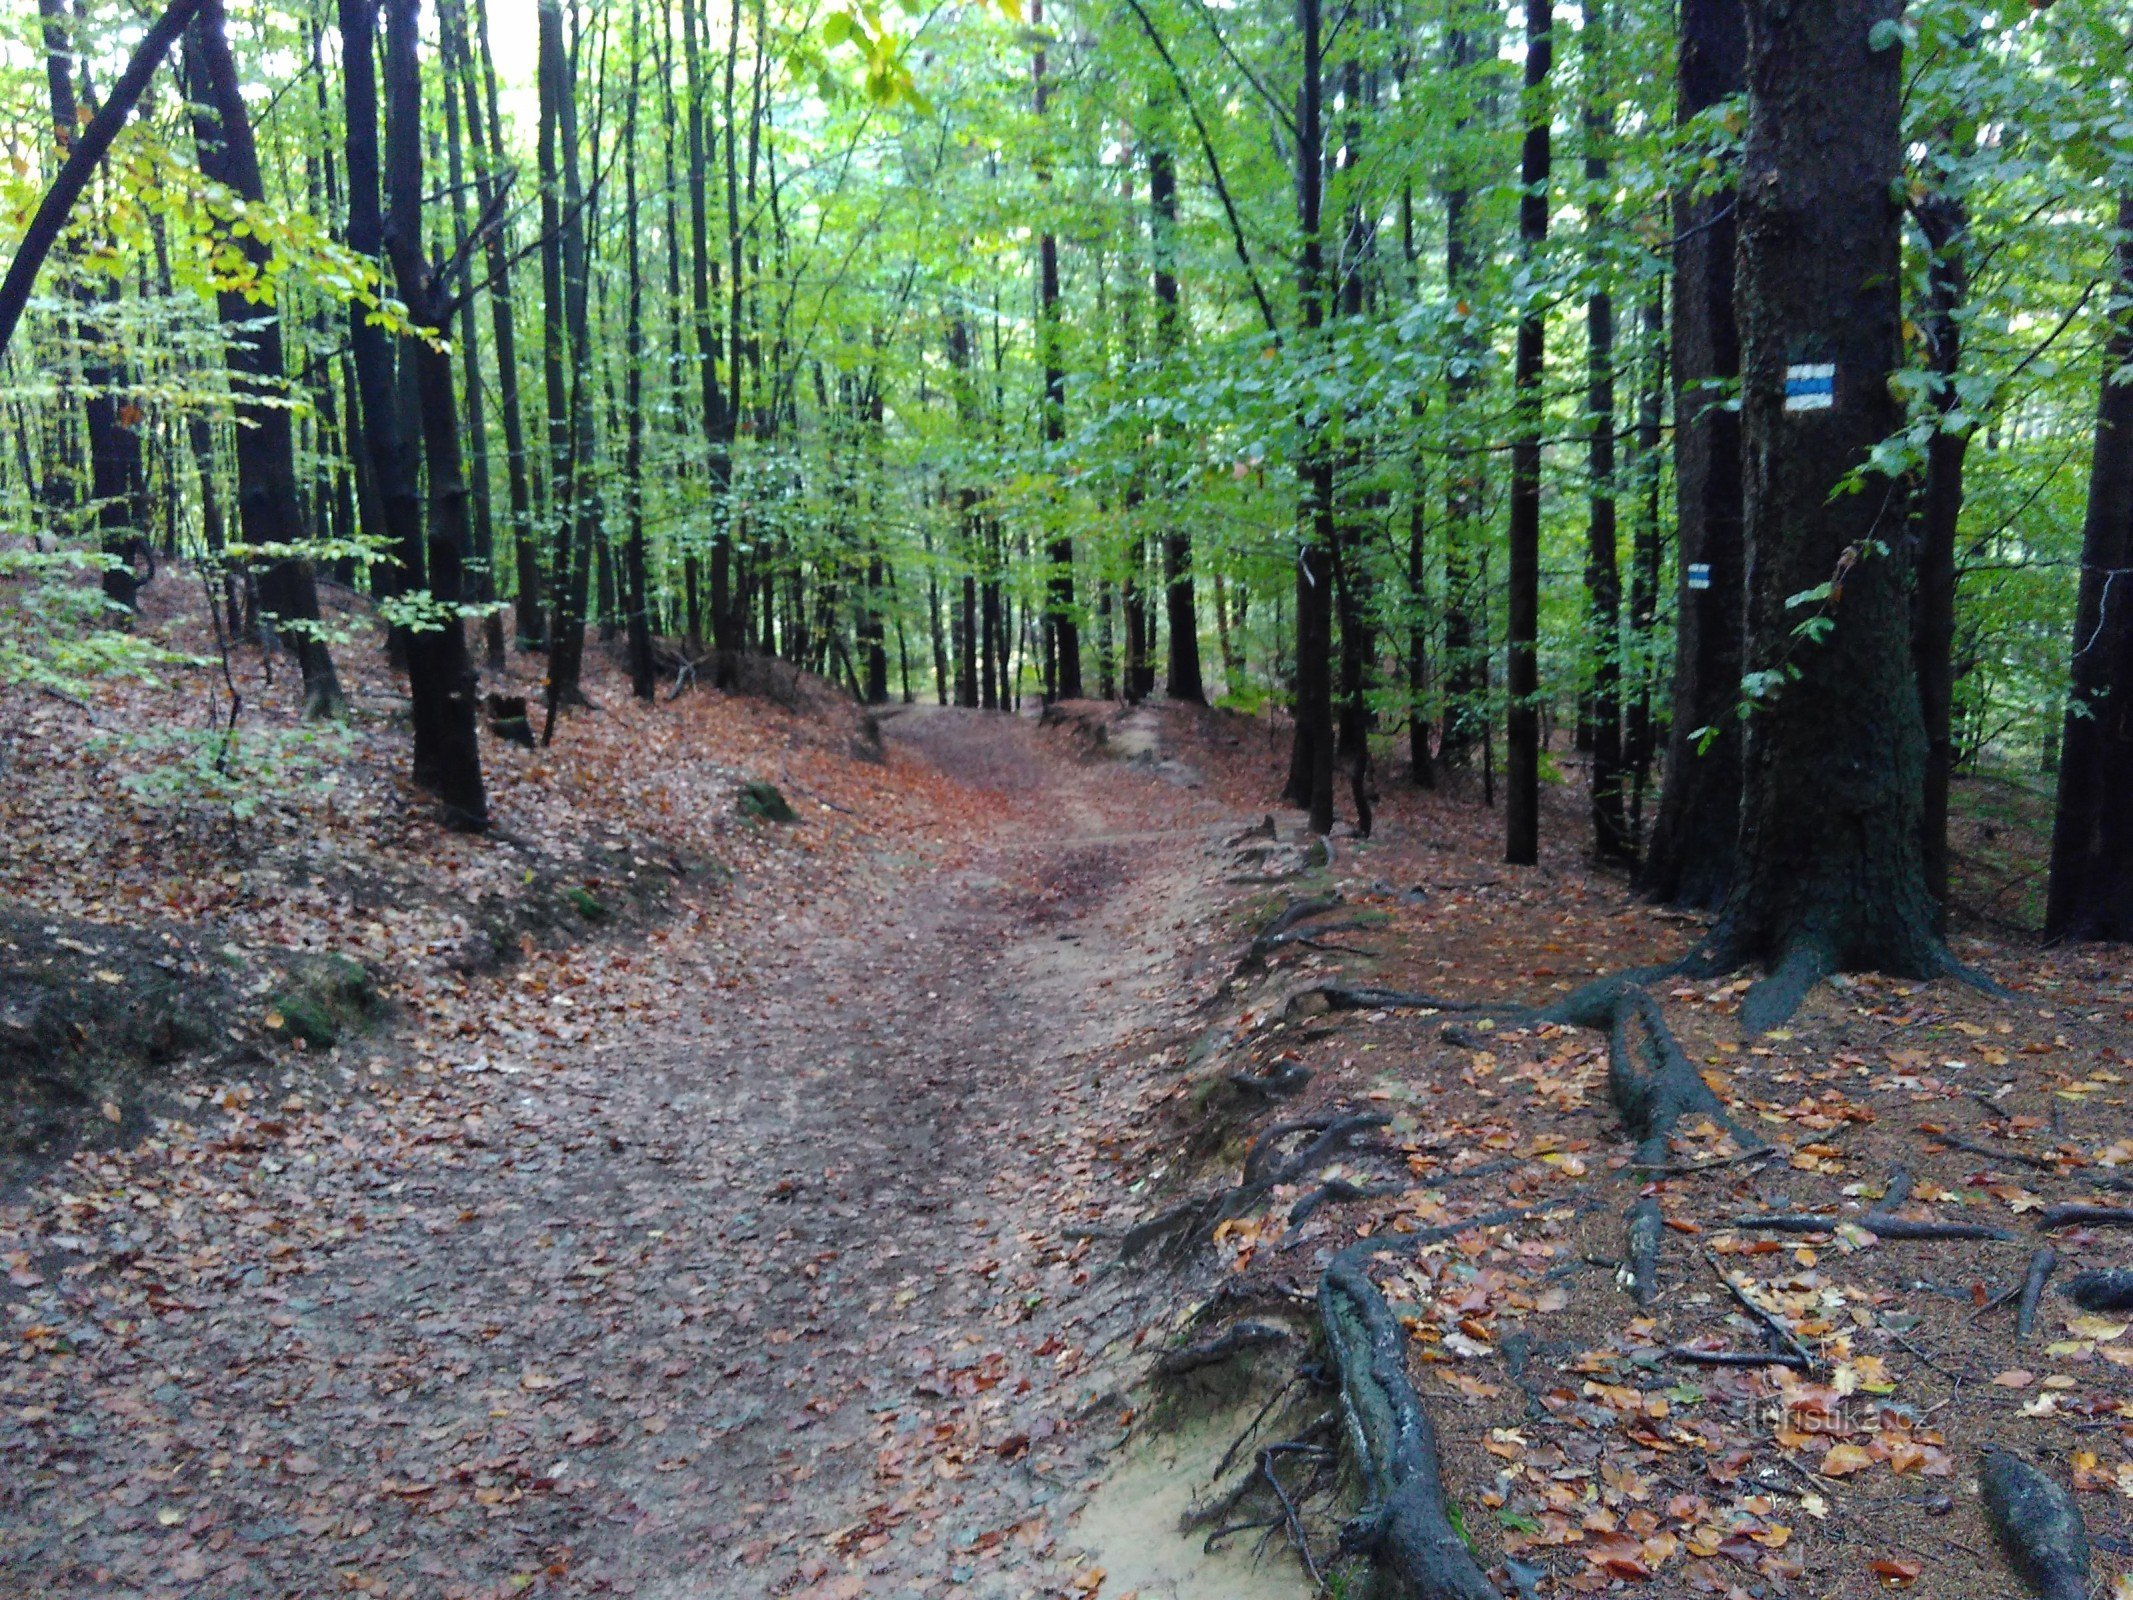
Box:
[1870,1217,2015,1242]
[1853,1165,2013,1240]
[2016,1248,2058,1341]
[1606,987,1762,1165]
[1283,1176,1404,1242]
[1924,1128,2062,1172]
[1156,1320,1294,1378]
[1122,1111,1393,1264]
[1291,982,1486,1016]
[1317,1254,1502,1600]
[1981,1449,2091,1600]
[2038,1204,2133,1231]
[1669,1345,1806,1371]
[1226,1060,1314,1099]
[1729,1213,1842,1234]
[1625,1197,1663,1307]
[1253,896,1343,954]
[2061,1268,2133,1311]
[1738,938,1835,1037]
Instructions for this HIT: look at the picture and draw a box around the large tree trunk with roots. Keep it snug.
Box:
[1639,0,1745,907]
[1714,0,1939,1031]
[2044,194,2133,943]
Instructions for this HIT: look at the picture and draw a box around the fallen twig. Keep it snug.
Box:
[2016,1248,2057,1340]
[1709,1251,1821,1372]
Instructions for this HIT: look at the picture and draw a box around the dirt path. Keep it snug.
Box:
[2,708,1244,1600]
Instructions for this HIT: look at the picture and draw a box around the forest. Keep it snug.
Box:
[4,0,2133,1597]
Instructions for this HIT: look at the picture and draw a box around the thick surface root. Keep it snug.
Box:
[1318,1254,1502,1600]
[1980,1449,2091,1600]
[2061,1268,2133,1311]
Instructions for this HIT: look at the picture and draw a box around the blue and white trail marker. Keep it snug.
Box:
[1686,563,1712,592]
[1784,363,1835,412]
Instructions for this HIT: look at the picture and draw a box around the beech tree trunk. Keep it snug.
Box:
[1717,0,1936,1029]
[34,0,158,618]
[1640,0,1745,906]
[1033,0,1080,701]
[621,0,655,702]
[2044,195,2133,943]
[363,0,486,828]
[464,0,541,654]
[182,0,346,717]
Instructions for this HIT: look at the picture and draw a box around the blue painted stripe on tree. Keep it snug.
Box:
[1785,363,1835,412]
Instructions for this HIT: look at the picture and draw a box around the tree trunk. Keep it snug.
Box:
[1438,3,1495,766]
[682,0,735,664]
[1625,289,1666,834]
[433,0,503,671]
[182,0,345,716]
[1582,0,1628,858]
[1283,0,1335,833]
[1716,0,1935,1030]
[1033,0,1079,701]
[1913,137,1970,917]
[36,0,150,619]
[1504,0,1552,867]
[1401,182,1434,789]
[2045,194,2133,942]
[376,0,487,829]
[1149,142,1203,704]
[465,0,542,653]
[621,0,655,702]
[1640,0,1745,906]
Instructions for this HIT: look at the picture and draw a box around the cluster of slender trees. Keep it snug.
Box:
[6,0,2133,986]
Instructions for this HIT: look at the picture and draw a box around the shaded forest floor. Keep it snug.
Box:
[1,589,2129,1600]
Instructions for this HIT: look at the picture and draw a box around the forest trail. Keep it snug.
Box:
[3,706,1254,1600]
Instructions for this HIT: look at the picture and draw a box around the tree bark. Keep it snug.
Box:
[1504,0,1552,866]
[368,0,486,828]
[1033,0,1079,701]
[1438,3,1495,767]
[2045,195,2133,942]
[1640,0,1745,906]
[1283,0,1335,833]
[622,0,656,701]
[1150,142,1203,704]
[1913,136,1970,917]
[182,0,345,716]
[463,0,541,653]
[1716,0,1935,1029]
[1582,0,1629,858]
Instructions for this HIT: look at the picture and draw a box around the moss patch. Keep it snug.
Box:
[268,953,380,1050]
[738,780,798,823]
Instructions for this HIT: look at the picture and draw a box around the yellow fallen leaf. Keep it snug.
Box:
[1821,1442,1874,1476]
[2066,1315,2128,1342]
[1991,1369,2034,1388]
